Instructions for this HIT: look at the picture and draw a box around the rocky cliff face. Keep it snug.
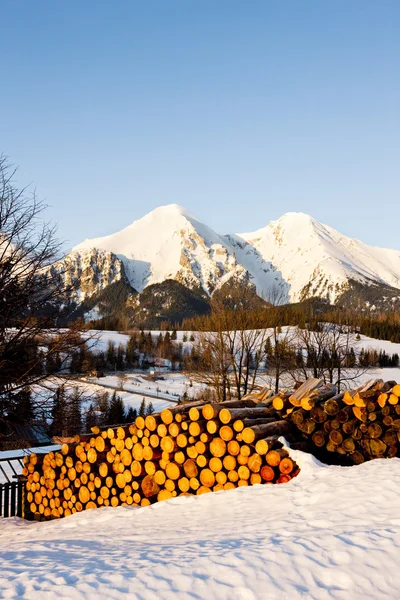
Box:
[50,248,129,305]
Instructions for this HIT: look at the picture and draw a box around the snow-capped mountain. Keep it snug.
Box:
[65,204,400,311]
[73,204,271,296]
[237,212,400,304]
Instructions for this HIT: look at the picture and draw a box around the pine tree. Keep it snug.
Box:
[171,330,177,341]
[107,341,116,368]
[145,332,153,354]
[116,344,125,370]
[139,398,146,417]
[125,406,138,423]
[126,335,138,366]
[12,387,34,423]
[70,351,82,374]
[146,402,155,415]
[85,403,97,432]
[51,385,67,436]
[138,330,146,353]
[68,387,82,435]
[96,391,110,426]
[107,391,125,425]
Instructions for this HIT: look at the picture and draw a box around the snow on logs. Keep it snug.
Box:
[22,402,300,520]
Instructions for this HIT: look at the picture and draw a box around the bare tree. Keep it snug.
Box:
[263,287,297,393]
[184,285,270,400]
[0,157,91,441]
[118,373,129,390]
[295,321,369,391]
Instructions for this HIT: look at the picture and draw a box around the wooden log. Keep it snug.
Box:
[254,439,269,455]
[219,425,234,441]
[165,462,181,481]
[223,455,236,471]
[226,407,275,420]
[311,430,326,447]
[196,455,207,468]
[260,465,275,481]
[227,440,240,456]
[279,457,294,474]
[209,437,226,457]
[227,470,239,482]
[206,420,219,434]
[160,409,173,424]
[183,459,198,478]
[199,468,215,488]
[209,457,223,473]
[266,448,287,467]
[241,420,293,443]
[288,378,324,406]
[247,453,262,473]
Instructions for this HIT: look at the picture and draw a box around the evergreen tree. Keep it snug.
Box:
[125,406,138,423]
[107,341,116,368]
[182,333,188,342]
[46,352,58,375]
[157,333,163,349]
[116,344,125,370]
[139,398,146,417]
[70,350,82,374]
[51,385,67,436]
[85,403,97,432]
[96,391,110,426]
[145,332,153,354]
[146,402,155,415]
[171,330,177,341]
[126,335,138,366]
[138,330,146,353]
[81,346,94,373]
[94,351,107,372]
[107,391,125,424]
[68,387,82,435]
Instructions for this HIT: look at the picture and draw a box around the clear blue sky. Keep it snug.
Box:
[1,1,399,250]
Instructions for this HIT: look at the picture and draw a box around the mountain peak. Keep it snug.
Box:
[145,204,193,220]
[71,205,400,307]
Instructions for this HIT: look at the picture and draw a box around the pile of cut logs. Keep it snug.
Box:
[22,400,300,520]
[268,378,400,464]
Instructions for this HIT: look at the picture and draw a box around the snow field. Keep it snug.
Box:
[1,448,400,599]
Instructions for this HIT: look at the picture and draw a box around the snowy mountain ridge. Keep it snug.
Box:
[65,204,400,308]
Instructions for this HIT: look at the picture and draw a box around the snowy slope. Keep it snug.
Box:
[1,450,400,599]
[238,212,400,302]
[70,205,400,304]
[74,204,249,294]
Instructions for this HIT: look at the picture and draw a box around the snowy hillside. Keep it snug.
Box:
[238,212,400,303]
[69,205,400,306]
[1,449,400,599]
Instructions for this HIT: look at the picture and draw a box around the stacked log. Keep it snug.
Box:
[22,400,300,520]
[274,379,400,465]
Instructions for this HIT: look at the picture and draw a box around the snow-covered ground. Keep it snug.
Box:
[86,328,400,394]
[88,327,400,357]
[1,448,399,599]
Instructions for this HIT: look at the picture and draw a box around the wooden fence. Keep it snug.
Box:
[0,481,23,518]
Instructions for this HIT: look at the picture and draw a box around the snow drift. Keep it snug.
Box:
[1,449,400,599]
